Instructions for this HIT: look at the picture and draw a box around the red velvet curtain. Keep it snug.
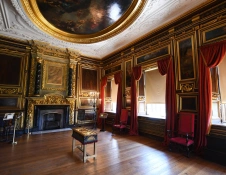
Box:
[157,56,176,145]
[130,66,142,136]
[98,76,107,126]
[114,71,122,124]
[196,40,226,153]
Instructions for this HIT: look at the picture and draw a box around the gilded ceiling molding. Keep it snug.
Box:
[21,0,147,44]
[30,40,80,59]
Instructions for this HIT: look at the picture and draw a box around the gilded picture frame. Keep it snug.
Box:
[81,67,98,91]
[79,97,94,108]
[125,60,132,88]
[42,60,67,91]
[179,95,197,112]
[0,54,22,86]
[177,36,196,81]
[105,64,121,75]
[0,95,22,110]
[203,24,226,43]
[136,45,169,65]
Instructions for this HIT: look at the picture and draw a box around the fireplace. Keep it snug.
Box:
[33,105,70,131]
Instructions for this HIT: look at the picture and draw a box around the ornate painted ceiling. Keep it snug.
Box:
[0,0,209,59]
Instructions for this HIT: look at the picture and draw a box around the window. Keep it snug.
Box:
[104,78,117,112]
[139,67,166,118]
[211,56,226,124]
[218,56,226,123]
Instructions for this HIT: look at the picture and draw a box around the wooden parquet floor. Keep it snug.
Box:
[0,127,226,175]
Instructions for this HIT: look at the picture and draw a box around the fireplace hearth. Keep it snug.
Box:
[33,105,70,132]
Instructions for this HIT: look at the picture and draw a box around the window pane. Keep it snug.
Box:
[146,103,166,118]
[145,69,165,103]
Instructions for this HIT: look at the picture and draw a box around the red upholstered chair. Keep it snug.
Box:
[168,112,195,157]
[112,109,128,134]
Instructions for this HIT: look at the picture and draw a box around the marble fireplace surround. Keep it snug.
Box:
[26,94,76,130]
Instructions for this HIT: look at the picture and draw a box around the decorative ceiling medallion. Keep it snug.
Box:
[21,0,147,43]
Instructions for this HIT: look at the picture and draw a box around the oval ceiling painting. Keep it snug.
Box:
[22,0,147,43]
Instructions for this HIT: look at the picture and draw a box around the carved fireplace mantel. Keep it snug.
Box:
[26,94,76,128]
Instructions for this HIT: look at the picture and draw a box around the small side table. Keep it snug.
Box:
[99,113,108,132]
[72,128,98,163]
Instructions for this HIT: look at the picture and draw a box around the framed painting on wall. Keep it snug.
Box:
[42,60,67,91]
[105,64,121,75]
[179,96,197,112]
[79,97,94,108]
[125,60,132,88]
[136,46,169,64]
[81,68,97,91]
[0,54,22,86]
[0,95,22,110]
[177,37,195,81]
[203,24,226,43]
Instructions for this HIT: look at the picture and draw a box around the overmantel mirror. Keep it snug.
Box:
[22,0,147,43]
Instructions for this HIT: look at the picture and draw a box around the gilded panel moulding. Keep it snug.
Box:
[31,40,80,59]
[26,94,76,128]
[28,56,37,96]
[125,89,131,97]
[70,64,76,98]
[180,83,194,93]
[0,88,18,94]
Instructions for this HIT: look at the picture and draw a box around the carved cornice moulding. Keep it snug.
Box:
[30,40,80,60]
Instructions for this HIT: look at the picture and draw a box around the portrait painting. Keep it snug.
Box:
[42,60,67,91]
[82,68,97,91]
[137,46,169,64]
[178,37,195,80]
[204,25,226,42]
[37,0,133,35]
[125,61,132,88]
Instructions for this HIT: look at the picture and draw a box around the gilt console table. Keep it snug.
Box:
[72,128,98,163]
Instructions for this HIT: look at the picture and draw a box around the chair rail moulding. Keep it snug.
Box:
[26,94,76,128]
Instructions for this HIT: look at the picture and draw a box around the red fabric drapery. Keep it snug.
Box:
[114,71,122,124]
[98,76,107,126]
[130,66,142,136]
[196,40,226,153]
[157,55,176,145]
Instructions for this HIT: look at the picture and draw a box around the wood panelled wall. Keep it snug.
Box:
[0,40,102,133]
[101,1,226,165]
[0,0,226,165]
[0,37,30,132]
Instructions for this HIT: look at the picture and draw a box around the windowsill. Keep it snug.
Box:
[105,111,116,114]
[138,114,166,120]
[212,121,226,127]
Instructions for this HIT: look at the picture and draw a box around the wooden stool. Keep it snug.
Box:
[72,128,98,163]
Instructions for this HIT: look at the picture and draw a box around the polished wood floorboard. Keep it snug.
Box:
[0,127,226,175]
